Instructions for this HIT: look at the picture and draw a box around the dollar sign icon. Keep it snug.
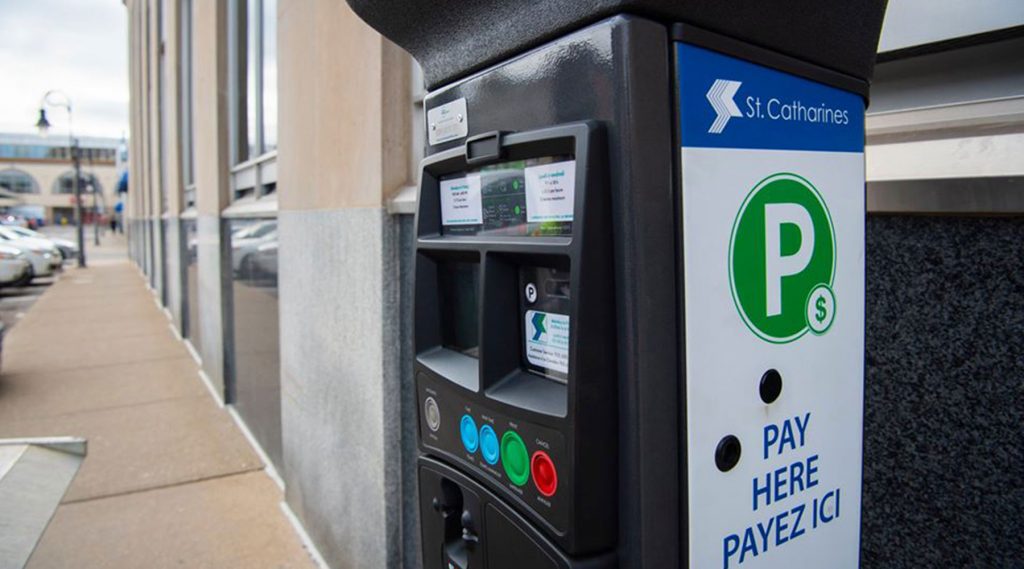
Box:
[806,284,836,335]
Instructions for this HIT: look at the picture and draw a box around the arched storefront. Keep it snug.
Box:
[0,168,39,194]
[52,171,103,195]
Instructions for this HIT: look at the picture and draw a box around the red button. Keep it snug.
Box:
[531,451,558,497]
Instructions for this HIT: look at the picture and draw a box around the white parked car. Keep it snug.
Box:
[2,226,79,261]
[0,244,32,287]
[0,227,62,280]
[0,215,29,228]
[231,221,278,275]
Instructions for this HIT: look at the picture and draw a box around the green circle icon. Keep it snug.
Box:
[806,283,836,335]
[729,173,836,343]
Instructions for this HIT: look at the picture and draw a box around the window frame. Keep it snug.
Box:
[179,0,196,202]
[227,0,277,206]
[157,0,170,215]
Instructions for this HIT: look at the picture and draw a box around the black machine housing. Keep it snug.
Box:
[410,16,683,567]
[355,0,889,566]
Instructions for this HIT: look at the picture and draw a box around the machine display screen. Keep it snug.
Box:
[439,156,575,237]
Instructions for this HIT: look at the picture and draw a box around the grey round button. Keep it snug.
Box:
[525,282,538,304]
[424,397,441,432]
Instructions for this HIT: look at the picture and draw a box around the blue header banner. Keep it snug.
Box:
[677,43,865,153]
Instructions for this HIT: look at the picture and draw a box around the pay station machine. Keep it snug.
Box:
[347,2,887,568]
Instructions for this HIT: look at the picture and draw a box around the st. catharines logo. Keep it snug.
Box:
[706,79,743,134]
[706,78,853,134]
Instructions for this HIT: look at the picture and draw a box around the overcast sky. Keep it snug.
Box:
[0,0,128,140]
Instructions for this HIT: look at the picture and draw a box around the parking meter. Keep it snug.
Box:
[347,2,887,568]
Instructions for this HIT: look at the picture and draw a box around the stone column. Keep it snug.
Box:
[192,0,232,402]
[162,0,185,334]
[277,0,419,566]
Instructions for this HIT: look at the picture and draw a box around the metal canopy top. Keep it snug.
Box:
[345,0,888,90]
[0,437,86,569]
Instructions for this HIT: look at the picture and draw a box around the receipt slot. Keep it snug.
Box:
[346,2,887,567]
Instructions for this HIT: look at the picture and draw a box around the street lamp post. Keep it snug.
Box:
[36,91,86,268]
[91,182,100,246]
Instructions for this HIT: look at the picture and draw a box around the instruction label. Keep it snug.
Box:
[524,161,575,223]
[440,175,482,226]
[525,310,570,374]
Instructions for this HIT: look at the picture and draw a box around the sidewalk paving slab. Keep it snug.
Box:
[0,356,205,421]
[3,331,192,376]
[0,393,264,503]
[0,253,317,568]
[27,471,314,569]
[3,316,181,347]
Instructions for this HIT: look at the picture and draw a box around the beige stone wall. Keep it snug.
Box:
[147,0,160,219]
[131,0,150,224]
[126,0,141,223]
[192,0,229,217]
[124,0,184,219]
[127,0,416,215]
[162,0,182,216]
[125,1,136,222]
[278,0,413,211]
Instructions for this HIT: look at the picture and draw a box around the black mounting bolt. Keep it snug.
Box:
[759,369,783,404]
[715,435,742,472]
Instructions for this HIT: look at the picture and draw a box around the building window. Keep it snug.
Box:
[157,0,170,215]
[232,0,277,165]
[78,147,117,163]
[180,0,196,192]
[224,0,280,467]
[54,172,102,195]
[0,169,39,194]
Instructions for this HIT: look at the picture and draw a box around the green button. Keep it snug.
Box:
[501,430,529,486]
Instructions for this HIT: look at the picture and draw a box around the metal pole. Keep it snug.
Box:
[39,90,87,267]
[93,182,100,246]
[72,140,86,268]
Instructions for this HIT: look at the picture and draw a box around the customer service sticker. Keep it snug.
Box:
[440,175,482,226]
[525,310,570,374]
[524,161,575,223]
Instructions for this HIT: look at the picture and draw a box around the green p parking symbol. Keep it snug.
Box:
[729,173,836,343]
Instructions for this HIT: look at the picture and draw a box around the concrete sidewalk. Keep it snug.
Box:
[0,238,318,568]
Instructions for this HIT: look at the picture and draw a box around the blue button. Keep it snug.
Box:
[460,415,479,453]
[479,425,499,465]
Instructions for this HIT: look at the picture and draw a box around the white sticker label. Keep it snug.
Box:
[440,175,482,226]
[525,310,570,374]
[427,98,469,145]
[525,161,575,223]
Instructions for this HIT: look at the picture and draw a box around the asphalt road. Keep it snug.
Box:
[0,274,56,332]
